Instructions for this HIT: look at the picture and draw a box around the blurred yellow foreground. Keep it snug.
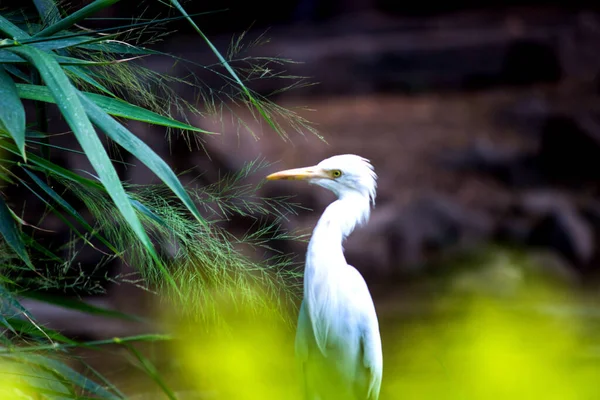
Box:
[169,254,599,400]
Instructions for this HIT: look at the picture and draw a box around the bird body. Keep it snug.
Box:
[267,155,382,400]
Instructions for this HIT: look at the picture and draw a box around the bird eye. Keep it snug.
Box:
[331,170,342,178]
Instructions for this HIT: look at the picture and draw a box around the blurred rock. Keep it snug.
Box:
[439,138,542,187]
[346,193,493,275]
[443,114,600,189]
[506,191,595,268]
[494,96,551,134]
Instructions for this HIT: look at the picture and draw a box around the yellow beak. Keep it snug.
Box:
[266,166,330,181]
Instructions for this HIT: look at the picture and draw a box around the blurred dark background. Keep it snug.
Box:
[6,0,600,338]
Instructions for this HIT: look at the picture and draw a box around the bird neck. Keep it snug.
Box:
[306,193,371,276]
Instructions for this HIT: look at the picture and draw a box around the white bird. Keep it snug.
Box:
[267,154,383,400]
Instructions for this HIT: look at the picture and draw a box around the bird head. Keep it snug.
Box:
[266,154,377,205]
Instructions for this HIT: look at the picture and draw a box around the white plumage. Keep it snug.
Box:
[267,154,383,400]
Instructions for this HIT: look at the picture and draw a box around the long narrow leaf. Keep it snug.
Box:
[0,197,33,269]
[79,94,206,225]
[8,45,154,256]
[0,334,172,354]
[0,284,24,335]
[168,0,282,137]
[0,141,104,189]
[20,291,143,322]
[19,168,119,254]
[6,318,76,344]
[130,198,167,228]
[22,167,108,231]
[79,359,127,400]
[31,34,111,52]
[0,284,31,321]
[0,51,103,65]
[121,343,177,400]
[3,64,31,82]
[9,46,181,296]
[34,0,62,26]
[64,65,115,97]
[16,83,214,133]
[34,0,122,38]
[0,66,26,160]
[5,353,120,399]
[0,15,30,39]
[79,41,157,55]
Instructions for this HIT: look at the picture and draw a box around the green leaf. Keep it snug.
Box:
[168,0,282,137]
[79,94,206,225]
[20,291,143,322]
[0,283,30,319]
[8,46,181,296]
[0,66,26,160]
[130,198,167,227]
[34,0,122,38]
[5,318,76,344]
[8,45,154,256]
[0,50,25,63]
[121,343,177,400]
[4,353,120,399]
[1,354,74,397]
[0,196,34,269]
[21,168,119,253]
[64,65,115,97]
[79,41,157,55]
[0,284,23,335]
[30,34,108,52]
[0,141,104,189]
[16,83,215,133]
[34,0,62,26]
[0,51,123,65]
[0,334,172,354]
[0,15,30,40]
[25,130,47,138]
[3,64,31,82]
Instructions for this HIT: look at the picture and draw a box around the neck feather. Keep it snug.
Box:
[306,193,371,273]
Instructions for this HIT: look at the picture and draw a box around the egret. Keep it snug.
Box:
[267,154,383,400]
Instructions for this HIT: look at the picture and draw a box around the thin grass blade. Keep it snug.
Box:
[79,41,157,55]
[168,0,283,137]
[19,168,118,253]
[130,198,167,228]
[34,0,122,38]
[80,93,206,225]
[16,83,214,133]
[3,64,31,82]
[30,34,110,52]
[2,52,128,66]
[0,15,30,39]
[0,66,26,160]
[4,352,120,399]
[5,318,77,344]
[122,343,177,400]
[0,196,34,269]
[64,65,115,96]
[33,0,62,26]
[0,141,104,189]
[20,291,143,322]
[0,284,21,335]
